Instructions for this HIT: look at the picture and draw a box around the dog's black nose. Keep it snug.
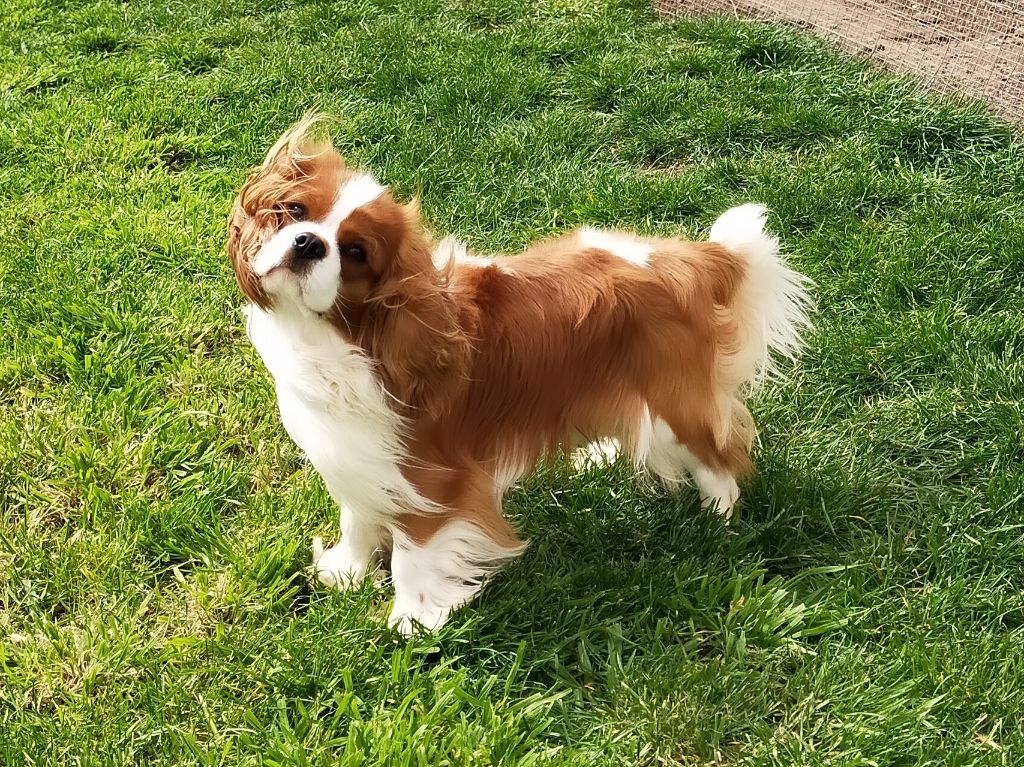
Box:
[292,232,326,260]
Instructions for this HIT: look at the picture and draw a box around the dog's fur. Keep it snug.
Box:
[227,117,812,633]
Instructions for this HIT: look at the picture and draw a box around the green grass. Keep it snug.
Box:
[2,0,1024,763]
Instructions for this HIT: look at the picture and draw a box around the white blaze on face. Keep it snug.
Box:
[253,174,386,313]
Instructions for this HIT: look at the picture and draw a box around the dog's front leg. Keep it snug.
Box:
[313,505,388,589]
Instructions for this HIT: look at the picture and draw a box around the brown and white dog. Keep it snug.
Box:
[227,116,812,633]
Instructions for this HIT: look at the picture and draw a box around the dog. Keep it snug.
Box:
[227,116,812,634]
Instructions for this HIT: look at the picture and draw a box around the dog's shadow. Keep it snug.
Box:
[436,448,900,686]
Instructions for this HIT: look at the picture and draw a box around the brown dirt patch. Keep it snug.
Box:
[658,0,1024,121]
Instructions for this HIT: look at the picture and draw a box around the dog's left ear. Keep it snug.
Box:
[361,203,470,417]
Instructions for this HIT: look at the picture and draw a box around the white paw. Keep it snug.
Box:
[700,478,740,521]
[570,438,621,472]
[387,599,453,637]
[312,537,375,590]
[688,465,740,521]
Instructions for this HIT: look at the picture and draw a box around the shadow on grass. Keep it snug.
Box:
[414,447,906,690]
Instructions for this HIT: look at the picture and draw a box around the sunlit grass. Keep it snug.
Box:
[2,0,1023,763]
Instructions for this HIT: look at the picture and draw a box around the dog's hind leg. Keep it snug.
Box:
[632,398,753,521]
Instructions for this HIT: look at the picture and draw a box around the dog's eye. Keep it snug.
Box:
[284,203,307,221]
[342,244,367,262]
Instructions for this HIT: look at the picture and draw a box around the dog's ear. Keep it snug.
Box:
[227,192,272,309]
[228,113,345,308]
[360,203,470,417]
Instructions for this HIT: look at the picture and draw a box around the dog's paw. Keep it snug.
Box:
[385,585,454,634]
[570,438,621,472]
[312,537,380,590]
[387,601,452,637]
[697,476,740,523]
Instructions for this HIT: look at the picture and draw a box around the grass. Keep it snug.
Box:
[2,0,1024,763]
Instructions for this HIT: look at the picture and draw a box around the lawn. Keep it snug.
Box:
[2,0,1024,764]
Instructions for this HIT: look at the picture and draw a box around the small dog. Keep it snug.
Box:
[228,116,812,633]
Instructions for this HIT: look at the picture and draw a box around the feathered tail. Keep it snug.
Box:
[709,203,813,389]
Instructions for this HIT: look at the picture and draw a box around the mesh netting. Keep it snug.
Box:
[658,0,1024,121]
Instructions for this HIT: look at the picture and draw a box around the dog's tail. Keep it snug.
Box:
[709,204,813,389]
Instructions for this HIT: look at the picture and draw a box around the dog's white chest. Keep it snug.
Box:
[244,305,424,520]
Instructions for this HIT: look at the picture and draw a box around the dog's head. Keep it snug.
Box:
[228,116,468,414]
